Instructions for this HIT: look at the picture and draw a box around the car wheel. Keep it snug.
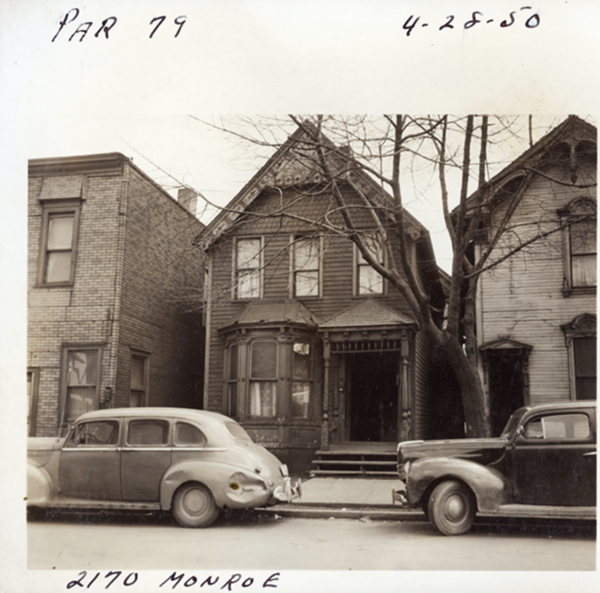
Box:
[428,480,475,536]
[172,482,220,528]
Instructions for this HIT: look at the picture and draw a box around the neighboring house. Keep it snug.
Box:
[468,116,597,436]
[28,153,205,437]
[198,126,446,472]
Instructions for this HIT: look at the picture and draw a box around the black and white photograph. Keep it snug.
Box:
[1,2,598,592]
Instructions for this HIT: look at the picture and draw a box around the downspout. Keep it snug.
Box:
[203,253,213,409]
[106,162,128,408]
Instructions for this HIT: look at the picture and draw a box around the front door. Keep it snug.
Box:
[347,351,398,442]
[488,350,526,437]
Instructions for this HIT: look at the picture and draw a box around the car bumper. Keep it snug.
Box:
[392,481,411,507]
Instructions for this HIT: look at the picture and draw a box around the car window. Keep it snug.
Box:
[69,421,119,446]
[523,413,591,441]
[127,419,169,446]
[174,422,207,446]
[225,420,252,442]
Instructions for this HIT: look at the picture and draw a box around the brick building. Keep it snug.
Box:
[28,153,205,437]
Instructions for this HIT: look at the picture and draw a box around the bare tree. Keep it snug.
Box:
[186,114,595,437]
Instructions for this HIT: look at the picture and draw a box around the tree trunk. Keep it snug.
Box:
[437,334,490,438]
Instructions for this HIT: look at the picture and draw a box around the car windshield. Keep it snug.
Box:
[224,421,253,442]
[500,408,528,438]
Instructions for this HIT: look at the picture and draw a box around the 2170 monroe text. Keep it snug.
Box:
[66,571,281,590]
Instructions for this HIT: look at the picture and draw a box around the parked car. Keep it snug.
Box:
[27,407,301,527]
[393,401,596,535]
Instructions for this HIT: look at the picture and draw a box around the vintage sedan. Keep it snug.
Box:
[393,401,596,535]
[27,407,300,527]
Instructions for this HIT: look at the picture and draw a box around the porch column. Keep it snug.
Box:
[320,334,330,451]
[398,329,411,441]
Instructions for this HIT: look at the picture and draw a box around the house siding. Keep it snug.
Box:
[479,153,596,405]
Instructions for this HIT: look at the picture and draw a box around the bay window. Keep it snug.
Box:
[249,341,278,416]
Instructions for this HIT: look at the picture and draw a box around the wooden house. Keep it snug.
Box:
[199,126,446,473]
[468,116,596,436]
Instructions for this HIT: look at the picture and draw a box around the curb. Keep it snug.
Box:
[257,504,425,522]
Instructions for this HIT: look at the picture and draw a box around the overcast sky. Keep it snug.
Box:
[2,1,600,592]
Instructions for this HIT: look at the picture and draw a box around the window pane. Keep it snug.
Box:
[293,343,311,379]
[47,214,74,250]
[128,420,169,445]
[229,344,238,379]
[572,254,597,286]
[67,351,98,386]
[237,239,261,268]
[295,239,319,269]
[295,271,319,296]
[249,382,277,416]
[574,338,596,377]
[228,382,237,416]
[571,222,596,254]
[576,377,597,401]
[131,357,146,390]
[359,265,384,294]
[46,251,72,282]
[175,422,207,446]
[68,386,97,419]
[251,342,277,378]
[237,270,261,298]
[291,382,310,418]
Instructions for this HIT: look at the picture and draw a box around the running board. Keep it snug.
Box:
[481,504,596,520]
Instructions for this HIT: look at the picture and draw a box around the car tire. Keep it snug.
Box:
[428,480,475,536]
[172,482,220,528]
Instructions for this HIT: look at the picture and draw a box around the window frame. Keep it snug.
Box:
[353,239,386,296]
[59,345,103,426]
[248,340,279,418]
[290,235,322,298]
[233,237,263,300]
[27,367,40,437]
[559,198,597,297]
[37,201,82,287]
[562,313,596,401]
[130,350,150,407]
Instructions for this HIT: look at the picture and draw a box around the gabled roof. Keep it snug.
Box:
[462,115,597,212]
[319,298,415,330]
[198,121,429,250]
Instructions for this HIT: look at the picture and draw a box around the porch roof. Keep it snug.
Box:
[319,298,415,332]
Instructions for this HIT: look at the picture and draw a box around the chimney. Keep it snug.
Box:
[178,188,198,215]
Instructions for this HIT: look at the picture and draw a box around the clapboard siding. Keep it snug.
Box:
[479,151,596,405]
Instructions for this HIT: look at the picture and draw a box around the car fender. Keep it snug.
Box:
[160,459,267,510]
[27,461,54,505]
[407,457,511,512]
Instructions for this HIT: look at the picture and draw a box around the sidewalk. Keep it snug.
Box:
[259,477,424,522]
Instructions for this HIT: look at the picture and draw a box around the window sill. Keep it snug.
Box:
[34,282,74,289]
[563,286,596,298]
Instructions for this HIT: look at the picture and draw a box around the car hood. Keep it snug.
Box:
[397,437,508,466]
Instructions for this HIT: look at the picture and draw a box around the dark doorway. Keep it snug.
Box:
[347,351,399,442]
[488,350,525,437]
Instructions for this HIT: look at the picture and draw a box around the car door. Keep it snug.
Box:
[59,419,121,500]
[121,418,172,501]
[511,409,596,506]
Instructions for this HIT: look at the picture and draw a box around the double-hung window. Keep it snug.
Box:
[38,203,81,286]
[560,198,596,295]
[292,236,320,297]
[235,238,262,299]
[62,347,102,423]
[355,237,385,295]
[291,343,311,418]
[249,341,277,417]
[130,352,149,407]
